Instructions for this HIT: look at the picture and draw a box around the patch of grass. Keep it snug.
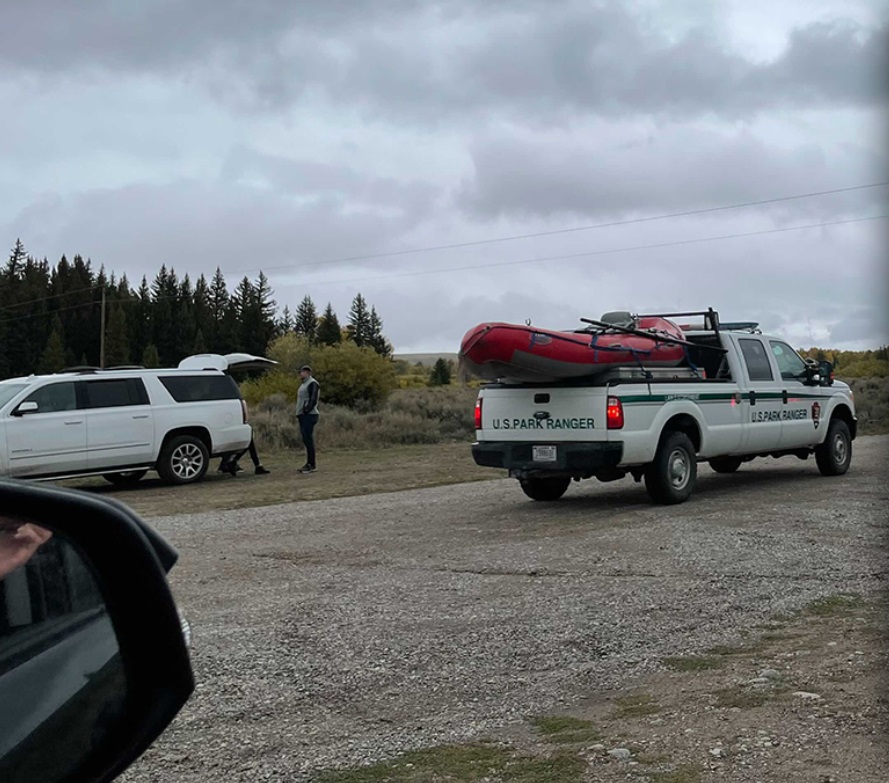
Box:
[647,763,703,783]
[529,716,602,745]
[637,752,673,765]
[712,685,775,709]
[316,744,586,783]
[662,655,725,672]
[612,693,661,718]
[63,442,503,517]
[705,643,762,656]
[804,594,865,618]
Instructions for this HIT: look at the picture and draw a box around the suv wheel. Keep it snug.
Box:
[103,470,148,486]
[158,435,209,485]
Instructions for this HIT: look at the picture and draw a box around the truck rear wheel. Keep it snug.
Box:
[815,419,851,476]
[519,476,571,501]
[708,457,742,474]
[645,431,697,505]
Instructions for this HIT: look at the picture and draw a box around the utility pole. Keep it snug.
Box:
[100,288,106,368]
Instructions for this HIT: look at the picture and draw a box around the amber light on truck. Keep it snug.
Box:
[606,396,624,429]
[241,400,249,424]
[474,398,482,429]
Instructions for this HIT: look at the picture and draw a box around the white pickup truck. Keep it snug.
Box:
[471,311,857,504]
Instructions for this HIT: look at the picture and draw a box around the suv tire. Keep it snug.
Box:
[157,435,209,485]
[103,470,148,486]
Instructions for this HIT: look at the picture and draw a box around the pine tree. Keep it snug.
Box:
[316,302,342,346]
[367,306,392,357]
[209,268,230,352]
[254,272,277,351]
[347,293,371,347]
[192,328,208,354]
[295,295,318,343]
[429,357,452,386]
[37,317,66,374]
[105,305,130,367]
[278,305,295,335]
[141,343,160,368]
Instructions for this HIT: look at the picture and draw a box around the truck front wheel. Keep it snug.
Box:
[815,419,851,476]
[645,431,697,505]
[519,476,571,501]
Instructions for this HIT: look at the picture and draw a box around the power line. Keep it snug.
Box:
[3,181,887,314]
[248,181,889,273]
[284,213,889,288]
[2,213,884,327]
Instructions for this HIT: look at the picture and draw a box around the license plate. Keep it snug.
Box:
[533,445,557,462]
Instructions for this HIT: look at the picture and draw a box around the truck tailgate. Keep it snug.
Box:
[477,386,610,442]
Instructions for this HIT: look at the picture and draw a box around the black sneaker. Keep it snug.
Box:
[255,465,270,475]
[298,464,316,473]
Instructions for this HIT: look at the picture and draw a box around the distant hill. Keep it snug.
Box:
[395,352,459,367]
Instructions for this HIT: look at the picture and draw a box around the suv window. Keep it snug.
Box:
[159,375,240,403]
[22,382,78,413]
[83,378,149,409]
[739,339,774,382]
[769,341,807,381]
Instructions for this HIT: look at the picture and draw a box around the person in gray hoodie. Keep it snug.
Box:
[296,365,321,472]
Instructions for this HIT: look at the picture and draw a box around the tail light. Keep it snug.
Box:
[474,397,482,430]
[606,396,624,429]
[241,400,249,424]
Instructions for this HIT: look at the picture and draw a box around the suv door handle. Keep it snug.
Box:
[64,420,84,425]
[132,415,150,419]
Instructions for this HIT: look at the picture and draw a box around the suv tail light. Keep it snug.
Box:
[241,400,249,424]
[606,396,624,429]
[474,397,482,430]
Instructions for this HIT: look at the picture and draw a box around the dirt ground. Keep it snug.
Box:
[114,436,887,783]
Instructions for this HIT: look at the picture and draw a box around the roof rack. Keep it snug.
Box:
[60,366,102,374]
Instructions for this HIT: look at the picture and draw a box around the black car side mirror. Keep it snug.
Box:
[0,481,194,783]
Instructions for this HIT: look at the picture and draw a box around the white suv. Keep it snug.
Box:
[0,353,271,486]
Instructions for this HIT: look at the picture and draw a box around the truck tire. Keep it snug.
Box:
[103,470,148,486]
[815,419,851,476]
[645,431,697,505]
[519,476,571,501]
[157,435,209,485]
[708,457,743,474]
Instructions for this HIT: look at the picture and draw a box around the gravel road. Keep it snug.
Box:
[122,436,888,782]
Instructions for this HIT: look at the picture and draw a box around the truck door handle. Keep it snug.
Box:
[782,390,788,404]
[749,390,756,406]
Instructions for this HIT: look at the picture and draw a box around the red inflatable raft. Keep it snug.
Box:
[460,313,688,382]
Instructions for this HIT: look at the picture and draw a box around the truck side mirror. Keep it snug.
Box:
[0,482,193,783]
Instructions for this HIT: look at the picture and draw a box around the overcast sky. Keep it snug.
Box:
[2,0,887,352]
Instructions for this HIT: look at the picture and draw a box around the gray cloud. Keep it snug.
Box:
[4,175,437,282]
[2,2,884,120]
[458,126,888,220]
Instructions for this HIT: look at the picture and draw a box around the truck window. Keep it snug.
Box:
[769,341,807,381]
[739,339,774,381]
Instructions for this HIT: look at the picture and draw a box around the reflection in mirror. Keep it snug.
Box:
[0,516,127,783]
